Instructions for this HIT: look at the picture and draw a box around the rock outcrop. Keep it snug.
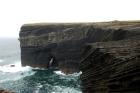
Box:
[80,36,140,93]
[19,21,140,74]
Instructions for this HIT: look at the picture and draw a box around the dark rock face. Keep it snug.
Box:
[19,21,140,73]
[80,37,140,93]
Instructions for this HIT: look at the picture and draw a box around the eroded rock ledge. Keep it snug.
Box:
[19,21,140,74]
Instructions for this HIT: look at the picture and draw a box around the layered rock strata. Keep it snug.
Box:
[19,21,140,73]
[80,37,140,93]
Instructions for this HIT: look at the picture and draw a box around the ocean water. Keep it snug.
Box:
[0,38,81,93]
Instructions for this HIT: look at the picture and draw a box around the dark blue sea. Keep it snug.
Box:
[0,38,81,93]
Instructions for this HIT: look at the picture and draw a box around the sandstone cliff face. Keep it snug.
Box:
[19,21,140,73]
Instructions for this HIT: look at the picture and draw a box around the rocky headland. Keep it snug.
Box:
[19,21,140,92]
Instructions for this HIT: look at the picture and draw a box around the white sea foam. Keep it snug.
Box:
[0,62,35,83]
[34,83,43,93]
[51,86,82,93]
[54,71,66,75]
[54,70,82,76]
[0,62,32,73]
[32,67,46,70]
[54,71,82,82]
[0,71,35,83]
[70,71,82,77]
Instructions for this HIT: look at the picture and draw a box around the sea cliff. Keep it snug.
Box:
[19,21,140,92]
[80,37,140,93]
[19,21,140,73]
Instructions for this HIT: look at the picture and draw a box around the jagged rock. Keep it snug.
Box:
[19,21,140,73]
[80,37,140,93]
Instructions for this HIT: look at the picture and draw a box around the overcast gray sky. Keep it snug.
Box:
[0,0,140,38]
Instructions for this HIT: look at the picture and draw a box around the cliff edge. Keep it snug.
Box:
[19,21,140,74]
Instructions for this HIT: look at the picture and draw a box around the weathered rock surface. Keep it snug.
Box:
[19,21,140,73]
[80,37,140,93]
